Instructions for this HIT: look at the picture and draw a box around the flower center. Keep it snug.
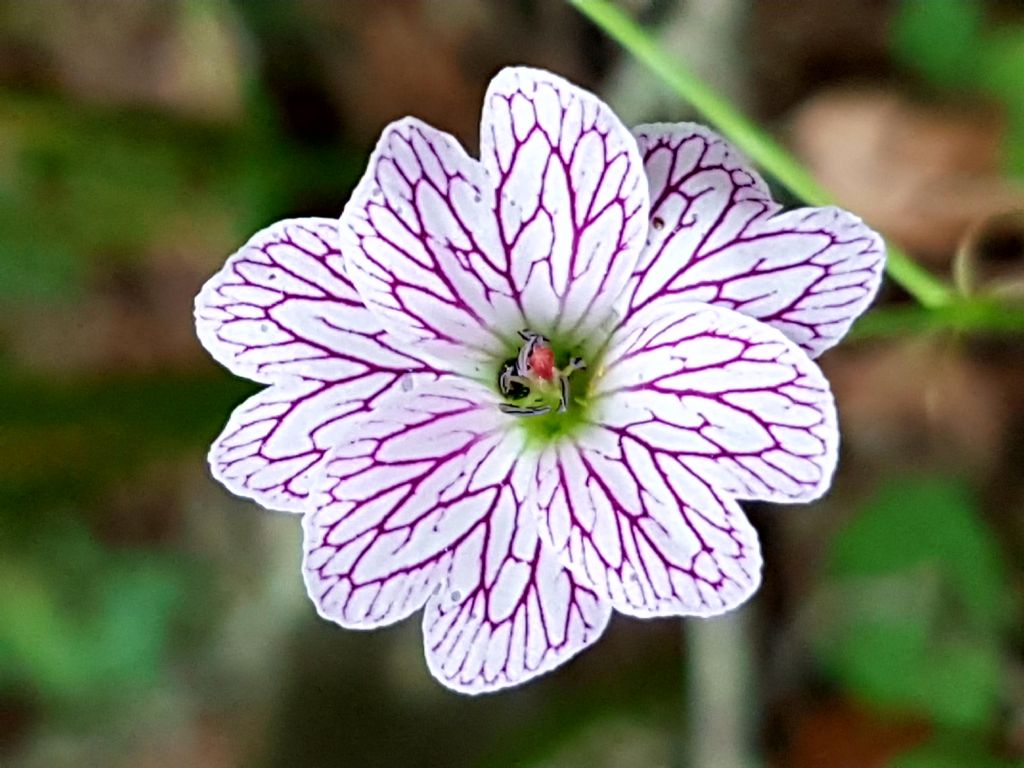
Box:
[497,330,586,417]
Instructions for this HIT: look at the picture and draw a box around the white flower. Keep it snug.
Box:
[195,67,884,694]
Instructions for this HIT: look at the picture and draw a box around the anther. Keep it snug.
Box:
[499,403,551,416]
[557,374,571,413]
[498,359,530,400]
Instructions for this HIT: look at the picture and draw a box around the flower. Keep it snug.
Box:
[195,67,884,694]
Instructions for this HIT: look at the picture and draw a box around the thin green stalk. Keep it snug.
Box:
[569,0,955,310]
[846,300,1024,341]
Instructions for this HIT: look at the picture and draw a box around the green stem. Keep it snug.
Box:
[569,0,955,309]
[846,300,1024,341]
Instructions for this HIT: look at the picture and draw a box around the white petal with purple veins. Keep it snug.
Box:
[629,124,884,357]
[209,374,430,512]
[196,218,418,382]
[303,376,608,692]
[598,301,838,503]
[480,67,649,341]
[299,376,610,696]
[533,431,763,618]
[341,120,520,369]
[303,378,518,629]
[196,218,438,510]
[423,501,610,694]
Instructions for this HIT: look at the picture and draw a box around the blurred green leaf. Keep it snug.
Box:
[0,231,83,302]
[0,519,194,704]
[891,0,984,88]
[90,557,190,689]
[979,28,1024,103]
[828,618,927,707]
[817,476,1011,730]
[829,477,1008,631]
[913,638,1001,729]
[0,92,360,304]
[890,0,1024,176]
[889,733,1021,768]
[978,28,1024,173]
[0,371,249,709]
[0,372,255,517]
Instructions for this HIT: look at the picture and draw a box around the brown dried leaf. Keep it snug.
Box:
[781,697,930,768]
[791,88,1024,264]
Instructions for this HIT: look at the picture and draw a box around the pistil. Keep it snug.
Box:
[498,330,586,416]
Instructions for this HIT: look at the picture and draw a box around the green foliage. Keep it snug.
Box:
[0,517,196,706]
[0,372,249,711]
[891,0,1024,174]
[816,477,1012,731]
[0,97,252,301]
[0,93,360,304]
[829,479,1008,631]
[890,734,1022,768]
[891,0,983,88]
[979,28,1024,173]
[0,372,256,515]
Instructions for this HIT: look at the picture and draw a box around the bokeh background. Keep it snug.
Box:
[1,1,1023,766]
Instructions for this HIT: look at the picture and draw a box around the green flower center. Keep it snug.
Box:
[493,328,602,445]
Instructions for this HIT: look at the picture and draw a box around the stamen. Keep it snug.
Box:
[499,403,551,416]
[498,359,531,400]
[499,365,513,393]
[517,336,534,375]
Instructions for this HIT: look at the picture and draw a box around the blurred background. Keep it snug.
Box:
[1,1,1023,766]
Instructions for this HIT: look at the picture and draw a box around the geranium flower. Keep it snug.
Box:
[195,67,883,694]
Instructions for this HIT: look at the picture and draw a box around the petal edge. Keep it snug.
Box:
[630,123,885,357]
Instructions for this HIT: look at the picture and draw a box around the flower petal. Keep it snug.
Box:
[302,376,609,692]
[196,218,428,383]
[629,124,884,357]
[423,506,610,694]
[302,377,519,629]
[197,218,438,511]
[533,432,762,618]
[340,119,519,370]
[598,301,838,503]
[480,67,650,340]
[209,375,431,512]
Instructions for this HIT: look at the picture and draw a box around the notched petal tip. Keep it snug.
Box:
[629,123,887,358]
[194,217,348,384]
[601,299,840,505]
[480,64,651,341]
[533,435,766,619]
[632,120,772,196]
[337,113,515,370]
[794,204,887,351]
[196,216,443,512]
[207,383,324,514]
[422,538,613,694]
